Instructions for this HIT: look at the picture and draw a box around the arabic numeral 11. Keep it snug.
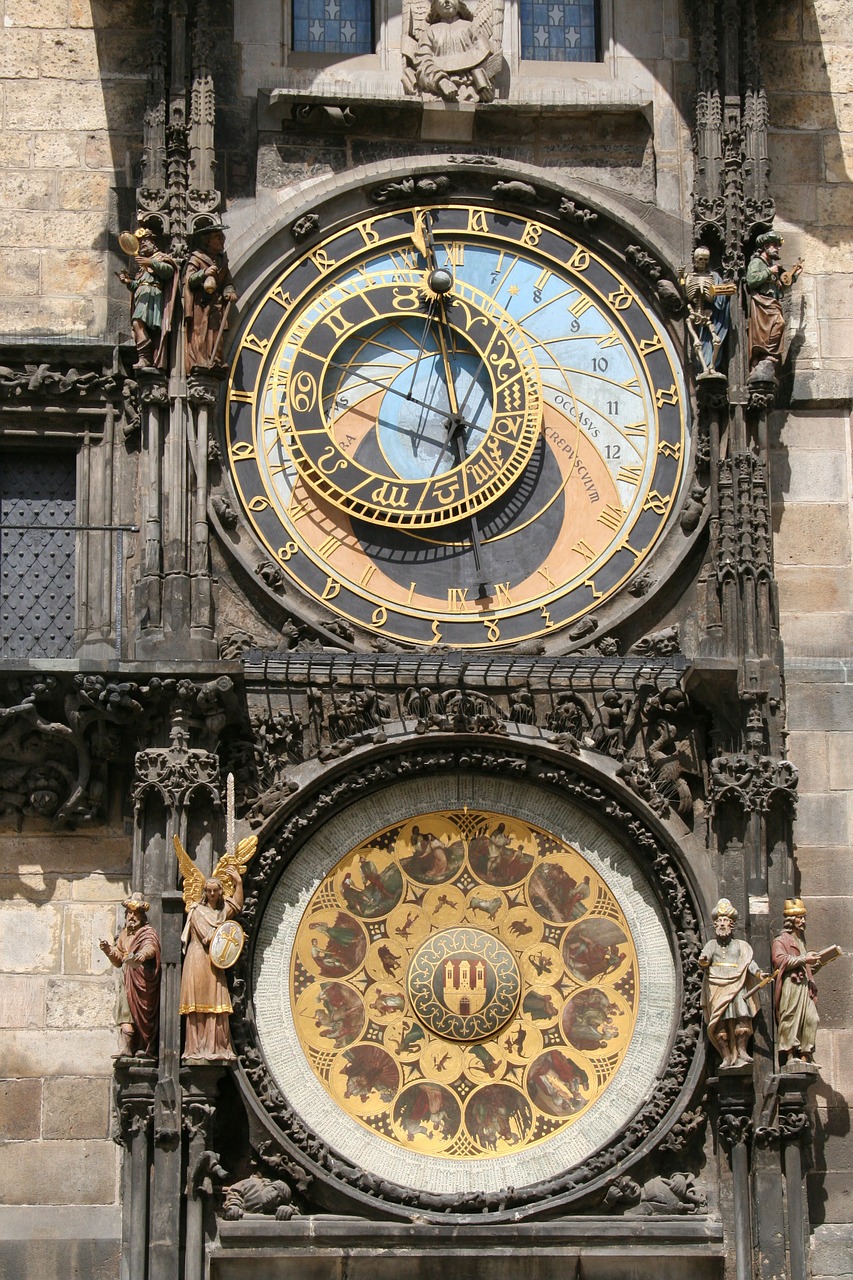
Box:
[607,400,620,416]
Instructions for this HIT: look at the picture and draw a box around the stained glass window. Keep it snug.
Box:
[521,0,598,61]
[292,0,373,54]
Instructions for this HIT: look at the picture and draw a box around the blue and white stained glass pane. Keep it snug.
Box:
[292,0,373,53]
[521,0,597,61]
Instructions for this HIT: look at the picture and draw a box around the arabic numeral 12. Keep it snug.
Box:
[605,444,621,460]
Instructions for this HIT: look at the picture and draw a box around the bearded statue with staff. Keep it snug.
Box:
[174,808,257,1062]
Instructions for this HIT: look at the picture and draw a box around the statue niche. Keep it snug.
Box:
[403,0,503,103]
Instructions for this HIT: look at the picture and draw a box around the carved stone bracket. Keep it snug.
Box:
[709,751,798,815]
[133,698,227,811]
[718,1110,753,1151]
[754,1111,810,1146]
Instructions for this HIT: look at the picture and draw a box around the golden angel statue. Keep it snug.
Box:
[173,832,257,1062]
[402,0,503,103]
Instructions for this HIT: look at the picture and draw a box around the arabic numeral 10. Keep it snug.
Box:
[592,357,608,372]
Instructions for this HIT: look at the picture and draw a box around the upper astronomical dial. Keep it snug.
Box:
[226,201,689,648]
[269,268,543,529]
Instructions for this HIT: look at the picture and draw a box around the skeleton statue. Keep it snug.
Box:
[403,0,502,103]
[681,246,735,377]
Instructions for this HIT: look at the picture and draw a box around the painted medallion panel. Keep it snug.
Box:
[254,777,676,1193]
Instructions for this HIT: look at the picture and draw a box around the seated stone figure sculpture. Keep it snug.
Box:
[415,0,495,102]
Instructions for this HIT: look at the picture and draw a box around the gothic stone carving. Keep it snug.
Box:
[604,1172,707,1215]
[709,751,798,815]
[402,0,503,103]
[0,672,175,826]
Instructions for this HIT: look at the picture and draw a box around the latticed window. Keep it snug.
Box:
[520,0,598,60]
[0,452,76,659]
[292,0,373,53]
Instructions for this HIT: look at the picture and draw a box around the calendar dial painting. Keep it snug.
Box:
[292,812,638,1158]
[253,780,677,1193]
[226,200,690,648]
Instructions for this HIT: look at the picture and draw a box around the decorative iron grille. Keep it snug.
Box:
[0,453,76,659]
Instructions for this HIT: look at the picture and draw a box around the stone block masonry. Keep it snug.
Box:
[0,0,151,337]
[0,829,130,1271]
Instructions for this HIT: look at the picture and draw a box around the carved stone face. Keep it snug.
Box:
[434,0,460,20]
[693,247,711,272]
[138,235,157,257]
[203,230,225,254]
[787,913,806,935]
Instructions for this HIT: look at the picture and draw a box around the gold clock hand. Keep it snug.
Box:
[412,209,455,298]
[433,300,460,417]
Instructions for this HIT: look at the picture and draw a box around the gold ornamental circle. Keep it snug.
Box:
[268,276,543,531]
[288,808,641,1160]
[406,926,521,1043]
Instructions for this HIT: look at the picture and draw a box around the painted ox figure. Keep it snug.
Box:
[469,893,502,919]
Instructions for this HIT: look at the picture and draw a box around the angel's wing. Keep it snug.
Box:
[474,0,502,75]
[403,0,431,50]
[173,834,206,911]
[212,835,258,901]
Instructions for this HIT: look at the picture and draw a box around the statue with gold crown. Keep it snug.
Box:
[772,898,841,1066]
[173,791,257,1062]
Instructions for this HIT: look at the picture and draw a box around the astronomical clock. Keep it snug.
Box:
[211,171,709,1230]
[223,190,691,650]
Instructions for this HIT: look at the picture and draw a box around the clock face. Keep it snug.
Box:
[253,775,676,1194]
[226,202,689,648]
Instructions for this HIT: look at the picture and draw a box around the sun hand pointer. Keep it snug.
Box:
[412,209,454,298]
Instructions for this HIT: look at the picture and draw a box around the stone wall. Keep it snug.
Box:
[0,830,129,1274]
[763,1,853,401]
[773,407,853,1272]
[0,0,147,339]
[761,5,853,1273]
